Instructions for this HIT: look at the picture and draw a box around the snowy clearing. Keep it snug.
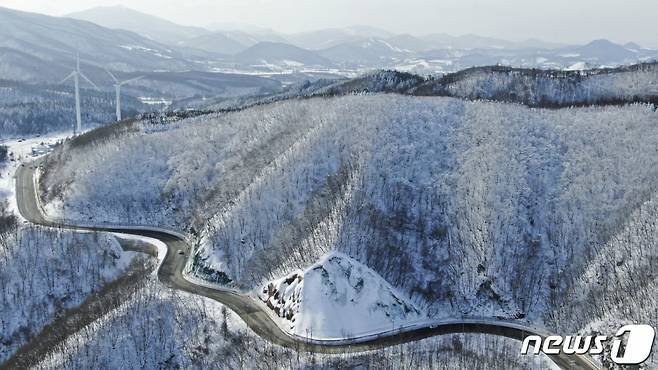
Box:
[259,252,426,339]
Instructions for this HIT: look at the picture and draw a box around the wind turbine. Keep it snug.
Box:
[106,70,143,122]
[60,54,98,136]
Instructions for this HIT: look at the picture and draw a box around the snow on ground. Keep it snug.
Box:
[566,61,589,71]
[259,252,426,339]
[0,131,71,217]
[113,232,168,274]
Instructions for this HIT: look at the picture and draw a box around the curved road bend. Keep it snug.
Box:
[15,162,600,370]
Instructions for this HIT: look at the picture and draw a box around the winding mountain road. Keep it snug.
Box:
[14,161,601,370]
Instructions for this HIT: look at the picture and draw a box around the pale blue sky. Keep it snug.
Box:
[1,0,656,46]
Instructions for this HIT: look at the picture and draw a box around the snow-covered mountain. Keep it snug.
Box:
[179,32,249,55]
[65,5,209,44]
[0,6,199,80]
[383,33,566,52]
[221,30,291,47]
[232,42,335,69]
[410,63,658,106]
[213,34,658,75]
[14,5,654,76]
[287,26,394,50]
[422,33,517,50]
[0,6,287,136]
[318,38,408,66]
[406,39,658,74]
[205,63,658,109]
[560,39,640,63]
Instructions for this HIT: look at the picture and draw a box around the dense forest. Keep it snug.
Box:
[38,94,658,367]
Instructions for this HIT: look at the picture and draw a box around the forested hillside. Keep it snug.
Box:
[38,94,658,351]
[0,80,152,138]
[0,203,143,363]
[411,63,658,107]
[201,63,658,113]
[5,63,654,139]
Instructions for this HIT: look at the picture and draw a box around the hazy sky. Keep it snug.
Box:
[1,0,657,47]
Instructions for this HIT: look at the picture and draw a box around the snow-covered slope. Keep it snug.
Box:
[410,63,658,106]
[39,95,658,336]
[259,252,424,339]
[199,63,658,112]
[546,194,658,366]
[0,226,141,363]
[32,280,557,369]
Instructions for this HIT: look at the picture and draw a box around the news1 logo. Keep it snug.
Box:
[521,324,655,365]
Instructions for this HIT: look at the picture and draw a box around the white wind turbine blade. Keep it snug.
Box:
[59,71,76,84]
[78,72,99,90]
[119,76,144,86]
[105,68,119,83]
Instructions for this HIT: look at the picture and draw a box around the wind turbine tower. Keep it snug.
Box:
[60,54,98,136]
[106,70,143,122]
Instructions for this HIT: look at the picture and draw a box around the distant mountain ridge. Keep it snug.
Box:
[0,5,199,80]
[65,6,209,44]
[234,42,335,68]
[565,39,638,61]
[178,32,247,55]
[2,5,657,80]
[60,5,658,75]
[60,5,576,54]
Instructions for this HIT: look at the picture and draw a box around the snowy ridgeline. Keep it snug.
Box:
[40,95,658,337]
[32,280,557,370]
[411,63,658,106]
[0,226,139,363]
[204,64,658,113]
